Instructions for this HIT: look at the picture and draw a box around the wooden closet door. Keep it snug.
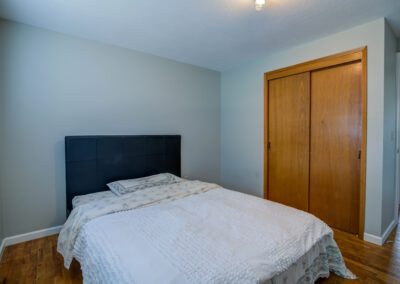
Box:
[268,72,310,211]
[309,62,361,234]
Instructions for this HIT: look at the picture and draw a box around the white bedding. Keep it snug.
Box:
[72,191,116,208]
[59,181,354,284]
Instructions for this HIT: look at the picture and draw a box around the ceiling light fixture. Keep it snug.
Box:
[255,0,266,11]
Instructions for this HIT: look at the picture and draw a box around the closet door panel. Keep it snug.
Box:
[268,72,310,211]
[309,62,361,234]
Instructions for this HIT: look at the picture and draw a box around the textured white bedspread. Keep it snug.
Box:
[70,186,350,283]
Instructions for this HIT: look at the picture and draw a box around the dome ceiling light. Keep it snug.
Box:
[255,0,266,11]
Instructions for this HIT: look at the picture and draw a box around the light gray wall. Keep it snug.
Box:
[381,21,398,234]
[221,18,387,237]
[0,20,221,237]
[397,54,400,220]
[0,39,4,245]
[0,189,3,244]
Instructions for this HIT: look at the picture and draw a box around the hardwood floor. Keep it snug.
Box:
[319,226,400,284]
[0,224,398,283]
[0,235,82,284]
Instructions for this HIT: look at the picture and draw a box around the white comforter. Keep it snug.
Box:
[59,181,353,283]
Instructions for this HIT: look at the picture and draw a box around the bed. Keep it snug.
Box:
[58,135,355,284]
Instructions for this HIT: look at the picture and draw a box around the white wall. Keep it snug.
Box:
[221,18,387,237]
[0,189,3,244]
[0,35,4,244]
[0,20,221,238]
[396,53,400,222]
[381,21,398,234]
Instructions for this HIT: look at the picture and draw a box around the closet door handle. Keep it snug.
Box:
[358,150,361,160]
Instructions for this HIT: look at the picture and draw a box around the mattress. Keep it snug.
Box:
[59,181,355,284]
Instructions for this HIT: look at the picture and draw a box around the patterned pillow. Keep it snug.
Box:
[107,173,184,196]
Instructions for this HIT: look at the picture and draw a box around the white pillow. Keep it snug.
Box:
[107,173,183,196]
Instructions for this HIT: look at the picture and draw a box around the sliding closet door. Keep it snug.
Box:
[268,72,310,211]
[309,62,361,234]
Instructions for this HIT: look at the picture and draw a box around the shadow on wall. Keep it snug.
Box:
[0,21,5,243]
[54,140,67,224]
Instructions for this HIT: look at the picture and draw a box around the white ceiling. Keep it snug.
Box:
[0,0,400,71]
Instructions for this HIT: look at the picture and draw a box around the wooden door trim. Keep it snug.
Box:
[265,47,365,80]
[264,47,367,240]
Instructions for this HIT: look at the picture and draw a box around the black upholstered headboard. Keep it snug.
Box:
[65,135,181,213]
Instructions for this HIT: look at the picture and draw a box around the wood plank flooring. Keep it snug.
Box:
[0,235,82,284]
[319,225,400,284]
[0,223,398,283]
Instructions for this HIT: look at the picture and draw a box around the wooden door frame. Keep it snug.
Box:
[264,47,367,239]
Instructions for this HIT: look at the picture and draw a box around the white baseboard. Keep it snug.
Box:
[364,232,382,245]
[381,219,398,244]
[1,225,63,250]
[0,238,5,261]
[364,219,397,246]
